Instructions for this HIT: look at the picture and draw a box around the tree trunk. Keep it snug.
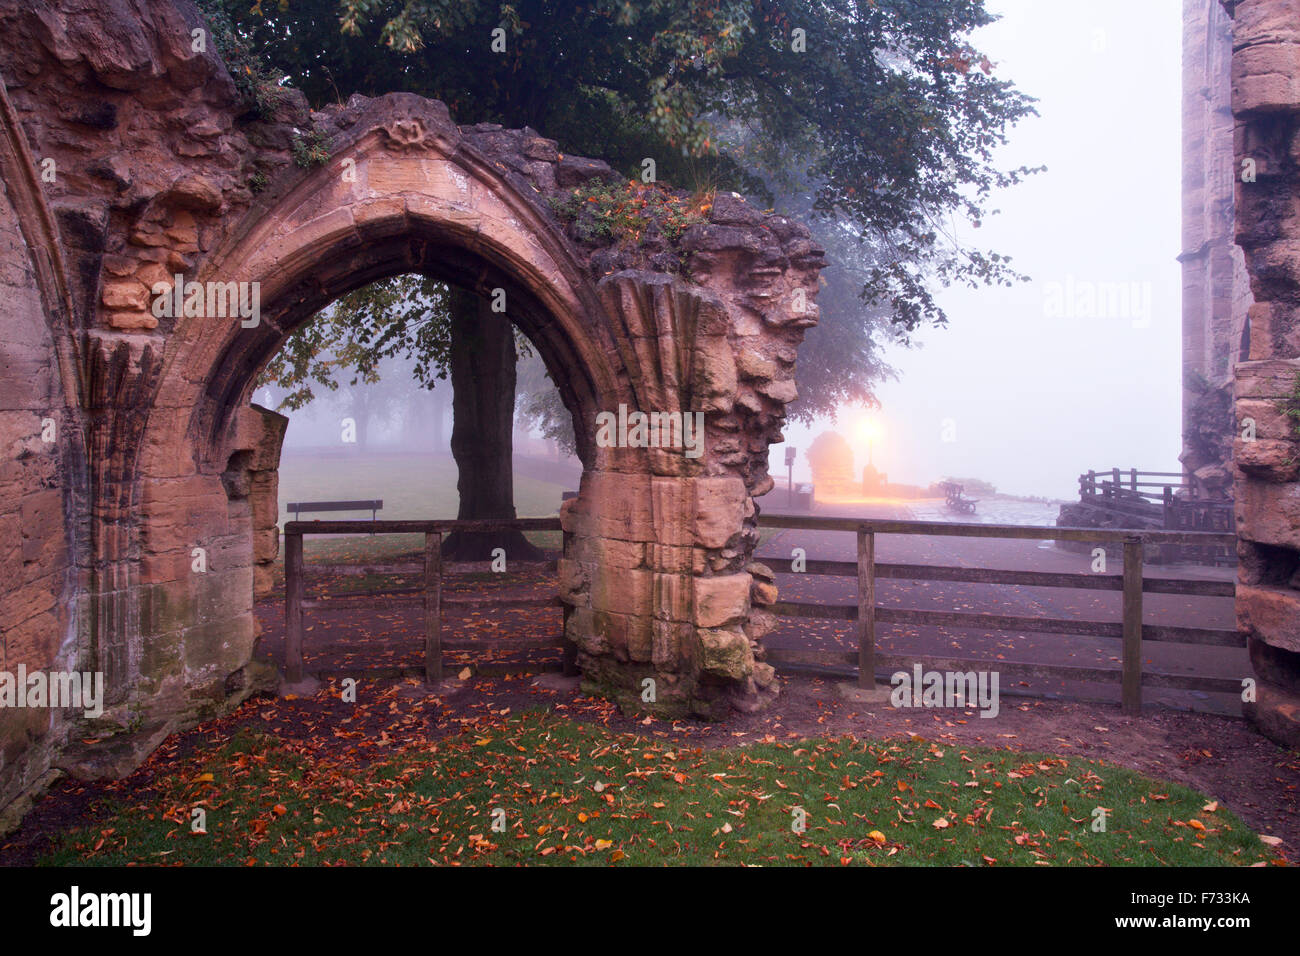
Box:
[443,287,542,561]
[431,386,446,451]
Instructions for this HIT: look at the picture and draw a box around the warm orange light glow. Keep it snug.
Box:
[857,416,884,444]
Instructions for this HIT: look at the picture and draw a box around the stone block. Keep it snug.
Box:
[1236,398,1291,440]
[1234,438,1300,481]
[651,620,687,670]
[1233,41,1300,114]
[1237,480,1300,548]
[590,566,652,617]
[695,628,753,681]
[1244,681,1300,750]
[1238,583,1300,654]
[2,610,59,672]
[556,558,589,606]
[652,571,692,623]
[694,475,746,549]
[693,573,751,628]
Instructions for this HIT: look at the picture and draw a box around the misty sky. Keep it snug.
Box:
[775,0,1183,501]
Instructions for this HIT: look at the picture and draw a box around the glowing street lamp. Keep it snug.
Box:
[858,416,883,467]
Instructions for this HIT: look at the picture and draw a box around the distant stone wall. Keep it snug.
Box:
[1227,0,1300,747]
[1181,0,1255,496]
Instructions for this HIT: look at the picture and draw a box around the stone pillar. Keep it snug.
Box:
[557,218,823,718]
[1181,0,1254,495]
[559,470,778,718]
[233,404,288,602]
[1228,0,1300,747]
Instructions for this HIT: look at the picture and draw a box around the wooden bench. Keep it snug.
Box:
[286,499,384,522]
[939,481,977,515]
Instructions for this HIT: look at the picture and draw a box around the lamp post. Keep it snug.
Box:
[785,446,797,507]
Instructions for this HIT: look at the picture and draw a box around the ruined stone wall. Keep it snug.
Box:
[558,196,823,717]
[0,0,825,824]
[0,82,80,825]
[1227,0,1300,747]
[1182,0,1255,494]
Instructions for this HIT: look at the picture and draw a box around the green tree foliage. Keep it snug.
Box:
[259,274,533,408]
[230,0,1038,432]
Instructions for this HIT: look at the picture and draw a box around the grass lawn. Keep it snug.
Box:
[273,448,777,577]
[277,450,569,528]
[38,711,1278,867]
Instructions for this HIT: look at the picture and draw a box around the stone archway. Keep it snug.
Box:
[0,0,825,805]
[134,90,824,722]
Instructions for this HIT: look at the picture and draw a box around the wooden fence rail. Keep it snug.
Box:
[1078,468,1186,504]
[282,513,1240,715]
[755,515,1238,714]
[283,517,570,683]
[1074,468,1234,565]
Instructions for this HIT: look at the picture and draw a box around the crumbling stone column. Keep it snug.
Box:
[556,200,823,717]
[1182,0,1254,494]
[230,404,288,603]
[1228,0,1300,747]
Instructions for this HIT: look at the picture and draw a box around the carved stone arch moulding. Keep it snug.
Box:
[0,0,825,813]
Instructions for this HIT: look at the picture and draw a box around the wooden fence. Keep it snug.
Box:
[1078,468,1186,506]
[282,514,1240,715]
[282,518,571,683]
[1076,468,1234,564]
[754,515,1239,715]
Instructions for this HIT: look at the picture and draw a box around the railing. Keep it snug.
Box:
[1078,468,1187,506]
[282,513,1241,715]
[754,515,1239,715]
[282,518,570,684]
[1075,468,1234,565]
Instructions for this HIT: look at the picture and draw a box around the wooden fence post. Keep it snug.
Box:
[857,530,876,688]
[1121,535,1143,716]
[284,531,304,684]
[424,531,443,684]
[1129,467,1138,492]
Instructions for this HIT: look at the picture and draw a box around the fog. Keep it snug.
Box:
[277,0,1185,507]
[775,0,1183,502]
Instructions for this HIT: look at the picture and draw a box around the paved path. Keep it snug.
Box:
[756,496,1242,716]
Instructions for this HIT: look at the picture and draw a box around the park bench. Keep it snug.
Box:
[286,499,383,523]
[939,481,977,515]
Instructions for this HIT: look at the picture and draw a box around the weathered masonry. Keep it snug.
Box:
[3,0,1300,832]
[1225,0,1300,747]
[1181,0,1254,497]
[0,0,824,822]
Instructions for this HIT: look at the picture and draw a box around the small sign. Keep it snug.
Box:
[785,447,797,466]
